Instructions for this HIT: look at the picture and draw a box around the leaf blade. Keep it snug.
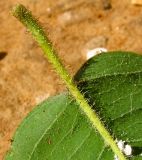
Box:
[5,51,142,159]
[5,93,106,160]
[75,51,142,155]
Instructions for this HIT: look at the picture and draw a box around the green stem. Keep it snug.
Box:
[12,4,127,160]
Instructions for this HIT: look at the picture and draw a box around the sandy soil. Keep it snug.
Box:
[0,0,142,159]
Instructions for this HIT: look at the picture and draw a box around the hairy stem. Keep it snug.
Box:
[12,4,126,160]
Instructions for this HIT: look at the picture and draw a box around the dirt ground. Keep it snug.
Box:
[0,0,142,159]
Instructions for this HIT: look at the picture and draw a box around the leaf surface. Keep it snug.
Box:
[75,51,142,155]
[5,51,142,160]
[5,94,107,160]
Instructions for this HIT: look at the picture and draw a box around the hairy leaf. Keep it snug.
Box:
[5,51,142,160]
[75,51,142,155]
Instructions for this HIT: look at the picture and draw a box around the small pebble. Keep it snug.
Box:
[82,36,108,59]
[86,48,107,60]
[58,8,90,26]
[35,93,50,104]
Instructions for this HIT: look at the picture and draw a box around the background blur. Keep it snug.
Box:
[0,0,142,159]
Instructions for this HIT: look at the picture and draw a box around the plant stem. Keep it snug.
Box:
[12,4,127,160]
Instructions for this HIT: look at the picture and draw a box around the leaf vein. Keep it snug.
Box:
[28,104,68,160]
[67,130,92,160]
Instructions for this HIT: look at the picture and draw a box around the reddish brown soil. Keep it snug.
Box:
[0,0,142,159]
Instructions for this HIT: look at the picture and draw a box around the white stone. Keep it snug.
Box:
[86,48,107,60]
[35,93,50,104]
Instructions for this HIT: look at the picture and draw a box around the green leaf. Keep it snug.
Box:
[5,51,142,160]
[5,93,109,160]
[75,51,142,154]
